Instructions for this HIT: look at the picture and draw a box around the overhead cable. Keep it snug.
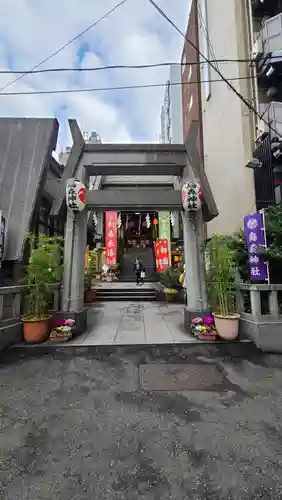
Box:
[147,0,279,136]
[0,58,273,75]
[0,0,127,93]
[0,75,260,96]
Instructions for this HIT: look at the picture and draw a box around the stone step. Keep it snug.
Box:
[96,285,155,295]
[119,277,157,282]
[95,294,157,302]
[10,341,259,358]
[95,286,156,302]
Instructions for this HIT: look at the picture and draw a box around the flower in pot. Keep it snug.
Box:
[205,235,240,340]
[50,318,75,342]
[22,234,63,344]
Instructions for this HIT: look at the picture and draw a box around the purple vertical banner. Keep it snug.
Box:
[243,212,269,282]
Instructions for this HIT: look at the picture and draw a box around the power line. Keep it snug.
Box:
[0,75,257,96]
[147,0,279,137]
[0,58,270,76]
[0,0,127,93]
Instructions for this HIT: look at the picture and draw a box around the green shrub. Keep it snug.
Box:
[23,234,63,320]
[205,235,237,316]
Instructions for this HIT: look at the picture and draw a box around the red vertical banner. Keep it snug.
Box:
[154,239,169,273]
[105,212,118,266]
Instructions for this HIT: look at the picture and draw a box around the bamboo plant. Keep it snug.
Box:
[205,235,237,317]
[22,234,63,320]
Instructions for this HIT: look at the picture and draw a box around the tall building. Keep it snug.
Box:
[181,0,203,161]
[250,0,282,207]
[197,0,256,236]
[59,130,102,166]
[182,0,260,236]
[160,64,184,144]
[159,64,183,241]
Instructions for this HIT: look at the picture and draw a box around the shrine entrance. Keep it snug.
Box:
[122,212,154,250]
[50,120,218,335]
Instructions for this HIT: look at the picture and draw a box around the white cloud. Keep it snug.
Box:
[0,0,190,150]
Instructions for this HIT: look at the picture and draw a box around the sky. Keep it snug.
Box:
[0,0,191,152]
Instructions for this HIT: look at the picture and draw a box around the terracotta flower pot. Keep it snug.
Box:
[164,291,178,303]
[49,332,72,343]
[22,316,51,344]
[85,289,96,303]
[213,313,240,340]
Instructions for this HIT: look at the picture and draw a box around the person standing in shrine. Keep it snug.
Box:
[134,257,144,285]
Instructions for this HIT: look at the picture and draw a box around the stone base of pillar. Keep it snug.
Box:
[184,306,212,332]
[52,309,87,337]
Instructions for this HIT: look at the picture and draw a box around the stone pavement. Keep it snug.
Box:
[1,344,282,499]
[70,302,198,345]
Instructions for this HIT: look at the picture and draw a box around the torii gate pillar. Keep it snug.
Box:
[182,209,208,326]
[61,166,88,335]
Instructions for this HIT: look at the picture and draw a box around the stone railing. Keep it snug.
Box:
[236,283,282,352]
[0,283,61,351]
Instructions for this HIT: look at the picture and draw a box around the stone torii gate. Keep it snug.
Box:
[51,120,218,333]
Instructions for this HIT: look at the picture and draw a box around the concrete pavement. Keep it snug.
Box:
[71,302,198,345]
[1,344,282,498]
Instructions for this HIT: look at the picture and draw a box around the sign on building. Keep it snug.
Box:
[243,212,269,282]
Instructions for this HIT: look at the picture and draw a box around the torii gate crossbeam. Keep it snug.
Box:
[53,120,218,335]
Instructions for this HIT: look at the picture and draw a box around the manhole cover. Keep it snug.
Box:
[139,364,224,391]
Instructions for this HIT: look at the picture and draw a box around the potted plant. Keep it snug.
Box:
[205,235,240,340]
[22,234,63,344]
[49,318,75,342]
[157,267,180,302]
[84,250,97,303]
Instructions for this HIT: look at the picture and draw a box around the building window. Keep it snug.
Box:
[200,0,211,100]
[38,223,49,235]
[188,95,193,112]
[188,65,193,82]
[182,52,187,75]
[275,185,281,204]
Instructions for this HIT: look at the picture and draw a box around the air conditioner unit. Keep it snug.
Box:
[252,38,263,62]
[256,118,269,139]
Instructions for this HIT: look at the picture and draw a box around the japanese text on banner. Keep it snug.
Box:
[105,212,118,266]
[154,238,169,273]
[243,213,269,282]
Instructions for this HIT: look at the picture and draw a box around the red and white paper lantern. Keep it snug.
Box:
[181,181,203,212]
[66,179,86,212]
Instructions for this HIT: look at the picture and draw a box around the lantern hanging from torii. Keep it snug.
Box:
[66,179,86,212]
[181,181,203,212]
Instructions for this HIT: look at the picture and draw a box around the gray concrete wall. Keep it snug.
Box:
[0,118,59,260]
